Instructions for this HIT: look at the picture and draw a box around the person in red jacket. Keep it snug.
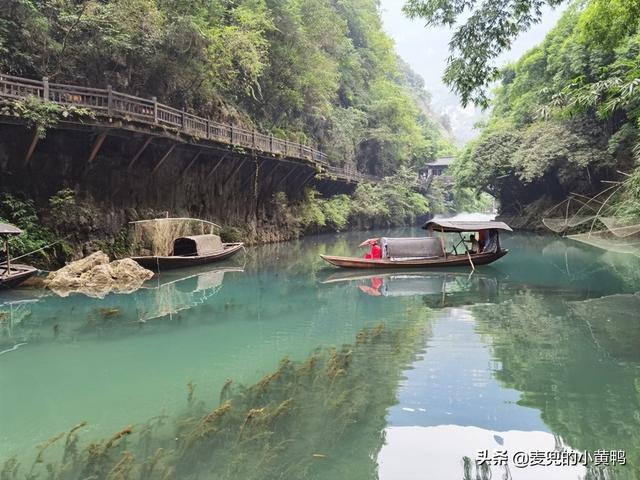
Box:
[364,239,382,259]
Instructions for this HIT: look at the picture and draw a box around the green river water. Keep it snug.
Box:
[1,228,639,479]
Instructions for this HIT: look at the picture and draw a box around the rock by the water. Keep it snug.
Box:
[45,251,154,298]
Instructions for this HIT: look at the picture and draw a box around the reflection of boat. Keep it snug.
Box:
[135,266,244,322]
[1,224,38,288]
[320,220,511,269]
[131,233,244,271]
[323,270,501,307]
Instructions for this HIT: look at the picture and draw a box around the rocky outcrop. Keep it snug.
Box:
[45,251,154,298]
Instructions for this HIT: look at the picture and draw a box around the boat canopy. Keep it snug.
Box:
[173,234,224,256]
[422,220,513,233]
[381,237,444,259]
[0,223,22,235]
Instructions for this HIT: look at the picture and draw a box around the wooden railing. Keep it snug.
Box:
[0,74,377,182]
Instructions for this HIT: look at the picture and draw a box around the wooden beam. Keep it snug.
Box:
[23,129,39,166]
[181,151,202,177]
[223,157,247,184]
[151,144,177,175]
[259,161,279,182]
[274,166,299,191]
[128,136,152,170]
[298,170,316,189]
[206,153,228,180]
[87,131,108,164]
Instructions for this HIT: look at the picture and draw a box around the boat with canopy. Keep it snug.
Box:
[0,223,38,288]
[320,219,512,269]
[128,218,243,271]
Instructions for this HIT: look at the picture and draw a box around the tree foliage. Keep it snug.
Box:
[403,0,566,107]
[453,0,640,222]
[0,0,454,175]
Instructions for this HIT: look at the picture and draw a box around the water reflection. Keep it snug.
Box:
[323,270,501,307]
[1,232,640,479]
[0,266,244,349]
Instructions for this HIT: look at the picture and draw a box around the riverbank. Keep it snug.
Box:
[0,168,434,269]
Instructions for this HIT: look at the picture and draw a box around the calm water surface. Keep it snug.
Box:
[1,229,639,479]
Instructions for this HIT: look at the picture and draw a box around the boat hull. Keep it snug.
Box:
[320,250,508,269]
[131,243,244,271]
[0,264,38,288]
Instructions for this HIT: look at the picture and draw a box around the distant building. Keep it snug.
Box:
[419,157,455,180]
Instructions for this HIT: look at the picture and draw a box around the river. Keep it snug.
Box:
[1,228,639,479]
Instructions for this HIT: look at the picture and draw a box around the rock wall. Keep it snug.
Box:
[0,122,352,250]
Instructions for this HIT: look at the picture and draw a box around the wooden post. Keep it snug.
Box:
[274,166,298,191]
[206,119,210,139]
[87,131,108,164]
[152,97,158,124]
[206,154,227,180]
[152,144,177,175]
[269,134,273,153]
[440,227,447,260]
[252,130,256,149]
[181,151,201,177]
[107,85,113,116]
[128,137,152,170]
[181,109,185,131]
[3,238,9,276]
[223,158,247,184]
[299,170,315,189]
[230,126,234,144]
[42,76,49,100]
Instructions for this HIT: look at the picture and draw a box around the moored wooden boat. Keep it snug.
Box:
[132,242,244,271]
[320,219,512,269]
[128,218,245,271]
[0,264,38,288]
[1,223,39,288]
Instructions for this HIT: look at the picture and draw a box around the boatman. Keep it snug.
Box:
[468,234,480,254]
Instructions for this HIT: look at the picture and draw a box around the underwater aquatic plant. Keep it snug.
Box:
[5,316,430,480]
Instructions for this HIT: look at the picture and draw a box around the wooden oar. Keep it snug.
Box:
[466,251,475,272]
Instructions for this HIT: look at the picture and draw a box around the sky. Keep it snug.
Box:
[379,1,567,146]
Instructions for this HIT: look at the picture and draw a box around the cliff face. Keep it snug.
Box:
[0,122,348,258]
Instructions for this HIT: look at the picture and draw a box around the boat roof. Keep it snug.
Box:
[0,223,22,235]
[422,219,513,233]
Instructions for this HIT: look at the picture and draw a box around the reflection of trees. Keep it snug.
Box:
[4,318,430,480]
[473,293,640,478]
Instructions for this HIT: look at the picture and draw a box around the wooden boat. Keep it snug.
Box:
[320,249,507,268]
[1,223,38,288]
[320,219,512,269]
[131,234,243,271]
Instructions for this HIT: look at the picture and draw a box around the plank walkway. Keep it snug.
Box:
[0,74,378,184]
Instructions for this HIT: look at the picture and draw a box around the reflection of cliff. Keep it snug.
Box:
[472,293,640,478]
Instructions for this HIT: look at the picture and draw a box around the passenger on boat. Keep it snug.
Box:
[364,240,382,259]
[478,230,487,252]
[468,234,480,254]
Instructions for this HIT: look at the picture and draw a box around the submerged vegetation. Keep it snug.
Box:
[1,318,429,480]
